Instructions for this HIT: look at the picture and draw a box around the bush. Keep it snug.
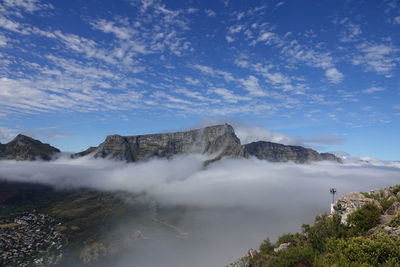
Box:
[347,204,381,234]
[302,214,347,253]
[267,247,315,267]
[392,185,400,196]
[324,232,400,266]
[276,232,307,247]
[380,198,396,211]
[259,238,274,255]
[388,213,400,227]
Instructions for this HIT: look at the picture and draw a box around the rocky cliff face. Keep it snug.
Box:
[91,124,241,162]
[0,134,60,161]
[244,141,326,163]
[75,124,341,164]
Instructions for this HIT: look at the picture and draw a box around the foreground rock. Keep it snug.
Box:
[331,192,382,224]
[74,124,341,164]
[0,134,60,161]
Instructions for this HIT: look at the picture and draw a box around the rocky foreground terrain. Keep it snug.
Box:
[229,185,400,267]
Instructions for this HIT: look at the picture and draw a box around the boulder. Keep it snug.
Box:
[385,202,400,216]
[332,192,382,224]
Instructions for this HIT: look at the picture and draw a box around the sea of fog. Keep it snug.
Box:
[1,155,400,266]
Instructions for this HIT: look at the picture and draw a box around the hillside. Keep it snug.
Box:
[229,185,400,267]
[0,181,188,266]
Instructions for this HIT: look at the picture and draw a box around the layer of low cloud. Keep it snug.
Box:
[0,155,399,266]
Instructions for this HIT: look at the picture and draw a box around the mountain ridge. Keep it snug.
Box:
[1,124,341,163]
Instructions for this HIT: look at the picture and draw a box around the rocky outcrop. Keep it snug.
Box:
[0,134,60,161]
[76,124,342,164]
[331,192,382,224]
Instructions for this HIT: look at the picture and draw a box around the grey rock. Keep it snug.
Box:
[331,192,382,224]
[0,134,60,161]
[274,242,291,252]
[385,202,400,215]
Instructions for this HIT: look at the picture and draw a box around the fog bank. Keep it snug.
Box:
[1,156,399,266]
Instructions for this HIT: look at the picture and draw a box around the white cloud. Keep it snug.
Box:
[362,86,385,94]
[225,35,234,43]
[325,68,344,84]
[393,16,400,24]
[192,64,235,82]
[210,88,250,103]
[257,31,273,42]
[205,9,216,17]
[239,75,267,96]
[0,17,27,33]
[175,88,211,102]
[184,77,200,85]
[2,0,53,13]
[352,43,398,76]
[264,72,290,84]
[91,19,135,40]
[339,22,362,43]
[282,40,334,69]
[0,34,7,46]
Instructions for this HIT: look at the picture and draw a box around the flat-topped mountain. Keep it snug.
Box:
[0,134,60,161]
[79,124,241,162]
[73,124,341,164]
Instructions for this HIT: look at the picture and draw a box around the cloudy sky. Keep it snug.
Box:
[0,0,399,160]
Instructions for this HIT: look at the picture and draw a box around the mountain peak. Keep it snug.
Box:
[13,134,35,142]
[0,134,60,161]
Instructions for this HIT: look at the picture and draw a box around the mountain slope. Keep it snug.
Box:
[229,185,400,267]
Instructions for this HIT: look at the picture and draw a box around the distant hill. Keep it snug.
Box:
[0,134,60,161]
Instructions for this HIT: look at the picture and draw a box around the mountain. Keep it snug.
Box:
[74,124,341,164]
[0,134,60,161]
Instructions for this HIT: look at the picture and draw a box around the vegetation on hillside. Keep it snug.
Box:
[240,185,400,267]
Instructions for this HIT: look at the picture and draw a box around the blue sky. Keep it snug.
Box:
[0,0,399,160]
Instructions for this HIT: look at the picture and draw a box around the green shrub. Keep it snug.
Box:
[380,199,396,211]
[347,204,381,234]
[267,247,315,267]
[259,238,274,255]
[324,232,400,266]
[276,232,307,247]
[392,185,400,196]
[302,214,347,253]
[388,213,400,227]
